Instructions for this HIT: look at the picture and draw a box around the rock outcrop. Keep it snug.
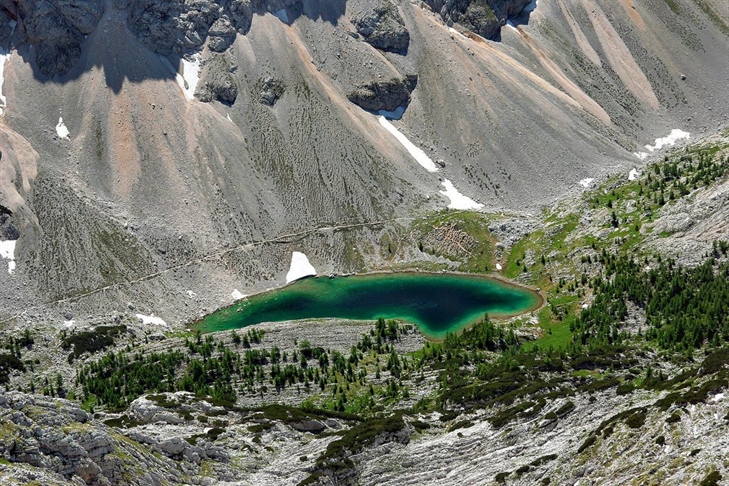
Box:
[1,0,105,76]
[424,0,531,39]
[347,74,417,112]
[0,0,306,76]
[259,76,285,106]
[0,392,183,485]
[197,52,238,104]
[351,3,410,53]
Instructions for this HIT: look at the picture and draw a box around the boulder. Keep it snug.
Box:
[290,420,326,434]
[156,437,187,456]
[347,75,417,112]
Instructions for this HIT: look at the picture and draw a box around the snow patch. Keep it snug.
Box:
[0,239,16,274]
[180,56,201,101]
[440,179,483,210]
[273,9,289,23]
[578,178,594,188]
[644,129,690,152]
[378,106,406,120]
[628,168,640,181]
[0,49,9,116]
[136,313,167,326]
[227,113,233,123]
[507,0,537,30]
[231,289,246,300]
[448,27,467,39]
[632,129,690,159]
[711,393,724,403]
[56,117,70,139]
[378,116,439,172]
[63,320,76,328]
[286,251,316,283]
[161,55,200,102]
[495,263,503,271]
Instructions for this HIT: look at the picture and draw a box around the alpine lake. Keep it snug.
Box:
[195,272,544,340]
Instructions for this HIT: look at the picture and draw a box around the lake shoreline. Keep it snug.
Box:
[192,269,545,340]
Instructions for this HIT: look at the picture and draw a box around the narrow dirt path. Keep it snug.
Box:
[1,216,422,323]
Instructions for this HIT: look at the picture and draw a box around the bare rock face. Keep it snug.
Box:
[0,392,182,485]
[424,0,530,39]
[124,0,301,56]
[351,3,409,54]
[1,0,105,76]
[347,74,417,112]
[207,16,236,52]
[125,0,193,55]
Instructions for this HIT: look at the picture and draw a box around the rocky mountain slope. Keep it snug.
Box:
[0,1,728,484]
[0,126,727,486]
[0,0,727,328]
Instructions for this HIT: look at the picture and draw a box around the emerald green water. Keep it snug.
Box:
[196,273,542,339]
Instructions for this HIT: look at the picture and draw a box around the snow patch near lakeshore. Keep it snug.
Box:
[136,313,167,326]
[0,239,16,274]
[0,49,9,116]
[56,117,70,139]
[496,263,503,271]
[378,116,439,172]
[440,179,483,210]
[578,178,594,188]
[161,55,200,101]
[286,251,316,283]
[628,168,640,181]
[231,289,246,300]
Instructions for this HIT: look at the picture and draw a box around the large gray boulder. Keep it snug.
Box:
[347,74,417,112]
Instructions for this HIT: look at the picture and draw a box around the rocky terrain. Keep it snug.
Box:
[0,0,727,328]
[0,0,729,484]
[0,130,726,485]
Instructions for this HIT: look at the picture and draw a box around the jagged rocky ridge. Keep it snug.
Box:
[0,0,535,76]
[424,0,531,39]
